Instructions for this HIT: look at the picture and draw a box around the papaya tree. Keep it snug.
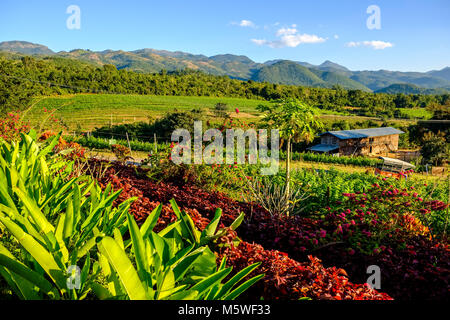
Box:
[257,99,323,214]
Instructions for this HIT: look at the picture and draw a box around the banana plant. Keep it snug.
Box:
[0,132,136,299]
[169,199,245,247]
[93,203,263,300]
[0,133,264,300]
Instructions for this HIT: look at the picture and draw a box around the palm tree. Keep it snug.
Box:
[258,99,323,212]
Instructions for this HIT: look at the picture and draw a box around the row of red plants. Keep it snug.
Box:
[96,162,393,300]
[96,162,448,300]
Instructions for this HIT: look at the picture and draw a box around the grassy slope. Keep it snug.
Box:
[25,94,269,131]
[24,94,350,132]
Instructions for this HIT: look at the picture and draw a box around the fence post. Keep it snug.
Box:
[126,132,132,157]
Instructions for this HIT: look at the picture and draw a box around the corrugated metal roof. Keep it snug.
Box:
[378,156,415,168]
[308,144,339,152]
[322,127,404,140]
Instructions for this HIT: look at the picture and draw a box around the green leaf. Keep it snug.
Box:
[0,243,59,299]
[140,204,162,238]
[63,198,75,239]
[171,247,204,282]
[0,216,66,290]
[224,274,265,300]
[203,208,222,237]
[189,268,232,299]
[126,213,150,288]
[230,212,245,231]
[215,262,261,299]
[91,282,113,300]
[13,187,54,234]
[97,237,148,300]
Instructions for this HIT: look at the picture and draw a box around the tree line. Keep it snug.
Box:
[1,54,449,119]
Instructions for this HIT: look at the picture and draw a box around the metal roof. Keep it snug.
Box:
[378,156,415,168]
[307,144,339,152]
[322,127,404,140]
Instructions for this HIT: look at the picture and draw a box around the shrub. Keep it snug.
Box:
[111,144,131,161]
[420,131,449,166]
[244,176,309,217]
[0,132,134,299]
[40,130,86,159]
[0,111,30,142]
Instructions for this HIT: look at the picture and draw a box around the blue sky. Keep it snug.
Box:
[0,0,449,71]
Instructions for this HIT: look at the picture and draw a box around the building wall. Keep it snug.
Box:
[337,134,400,156]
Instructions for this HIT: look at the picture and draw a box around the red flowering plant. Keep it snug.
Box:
[319,182,448,255]
[0,111,31,142]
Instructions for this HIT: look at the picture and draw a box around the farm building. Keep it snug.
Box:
[308,127,404,156]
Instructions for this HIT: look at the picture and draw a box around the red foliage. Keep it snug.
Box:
[218,242,391,300]
[95,162,450,300]
[39,131,86,159]
[95,161,394,300]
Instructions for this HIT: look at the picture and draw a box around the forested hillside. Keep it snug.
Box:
[2,41,450,93]
[1,53,449,119]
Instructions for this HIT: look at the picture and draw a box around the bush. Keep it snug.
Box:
[111,144,131,161]
[420,131,449,165]
[0,111,30,142]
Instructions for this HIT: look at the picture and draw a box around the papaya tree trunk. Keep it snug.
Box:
[285,137,291,216]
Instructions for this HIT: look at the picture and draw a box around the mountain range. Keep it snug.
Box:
[1,40,450,94]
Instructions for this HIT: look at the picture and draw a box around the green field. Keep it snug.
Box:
[23,94,349,132]
[399,107,434,119]
[23,94,267,131]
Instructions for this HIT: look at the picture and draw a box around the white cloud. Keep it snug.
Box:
[252,26,326,48]
[240,20,255,27]
[334,34,339,39]
[251,39,268,46]
[346,40,393,50]
[276,27,298,36]
[231,19,256,28]
[346,41,359,47]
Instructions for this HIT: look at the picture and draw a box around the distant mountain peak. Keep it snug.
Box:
[0,40,54,55]
[319,60,349,71]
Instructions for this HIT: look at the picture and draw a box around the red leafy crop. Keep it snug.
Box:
[91,161,448,300]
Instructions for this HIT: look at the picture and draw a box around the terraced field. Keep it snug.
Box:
[23,94,351,131]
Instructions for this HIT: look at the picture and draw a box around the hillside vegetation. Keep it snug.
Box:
[1,53,449,120]
[1,41,450,92]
